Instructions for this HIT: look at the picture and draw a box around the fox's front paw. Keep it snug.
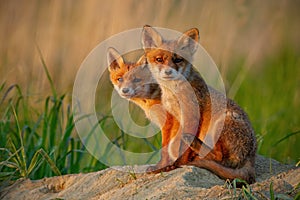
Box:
[146,164,177,174]
[146,165,159,173]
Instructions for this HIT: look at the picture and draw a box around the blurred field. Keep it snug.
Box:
[0,0,299,181]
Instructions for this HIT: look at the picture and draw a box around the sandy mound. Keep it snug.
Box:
[1,155,299,200]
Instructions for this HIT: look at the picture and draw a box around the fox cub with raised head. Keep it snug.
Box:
[141,25,257,184]
[107,47,181,170]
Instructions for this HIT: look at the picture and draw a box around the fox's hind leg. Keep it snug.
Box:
[180,133,255,184]
[180,133,222,161]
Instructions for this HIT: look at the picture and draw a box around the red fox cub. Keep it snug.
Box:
[107,47,181,171]
[141,25,257,183]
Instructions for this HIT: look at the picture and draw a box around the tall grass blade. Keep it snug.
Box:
[0,161,19,169]
[273,130,300,146]
[5,138,22,173]
[270,182,275,200]
[242,185,258,200]
[37,149,61,176]
[36,44,57,99]
[142,138,158,151]
[0,82,5,93]
[0,84,16,105]
[10,102,27,177]
[27,150,42,175]
[0,172,16,180]
[27,148,61,176]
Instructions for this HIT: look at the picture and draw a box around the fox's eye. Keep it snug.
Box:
[155,57,163,63]
[117,77,123,82]
[173,57,183,63]
[133,78,141,83]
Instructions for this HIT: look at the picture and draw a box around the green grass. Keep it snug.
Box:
[229,47,300,163]
[0,56,106,187]
[224,179,294,199]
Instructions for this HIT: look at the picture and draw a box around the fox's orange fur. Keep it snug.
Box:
[107,48,181,171]
[141,25,257,183]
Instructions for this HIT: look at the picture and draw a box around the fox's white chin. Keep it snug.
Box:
[159,72,181,81]
[120,94,134,99]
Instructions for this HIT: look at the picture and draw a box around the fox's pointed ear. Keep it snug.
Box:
[141,25,162,51]
[107,47,125,72]
[137,54,148,69]
[136,54,147,66]
[177,28,199,54]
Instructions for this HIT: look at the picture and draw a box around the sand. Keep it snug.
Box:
[1,155,299,200]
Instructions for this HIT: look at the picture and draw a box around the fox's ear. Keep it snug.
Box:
[141,25,162,50]
[137,54,149,69]
[177,28,199,54]
[136,54,147,66]
[107,47,125,72]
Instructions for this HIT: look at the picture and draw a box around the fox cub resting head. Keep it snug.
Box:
[107,47,161,100]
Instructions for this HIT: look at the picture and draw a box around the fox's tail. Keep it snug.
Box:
[182,133,255,184]
[186,158,255,184]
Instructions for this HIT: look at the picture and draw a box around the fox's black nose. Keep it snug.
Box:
[122,88,129,93]
[165,69,172,75]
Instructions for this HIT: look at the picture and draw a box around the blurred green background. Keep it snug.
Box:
[0,0,299,181]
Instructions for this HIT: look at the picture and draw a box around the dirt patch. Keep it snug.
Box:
[1,155,299,199]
